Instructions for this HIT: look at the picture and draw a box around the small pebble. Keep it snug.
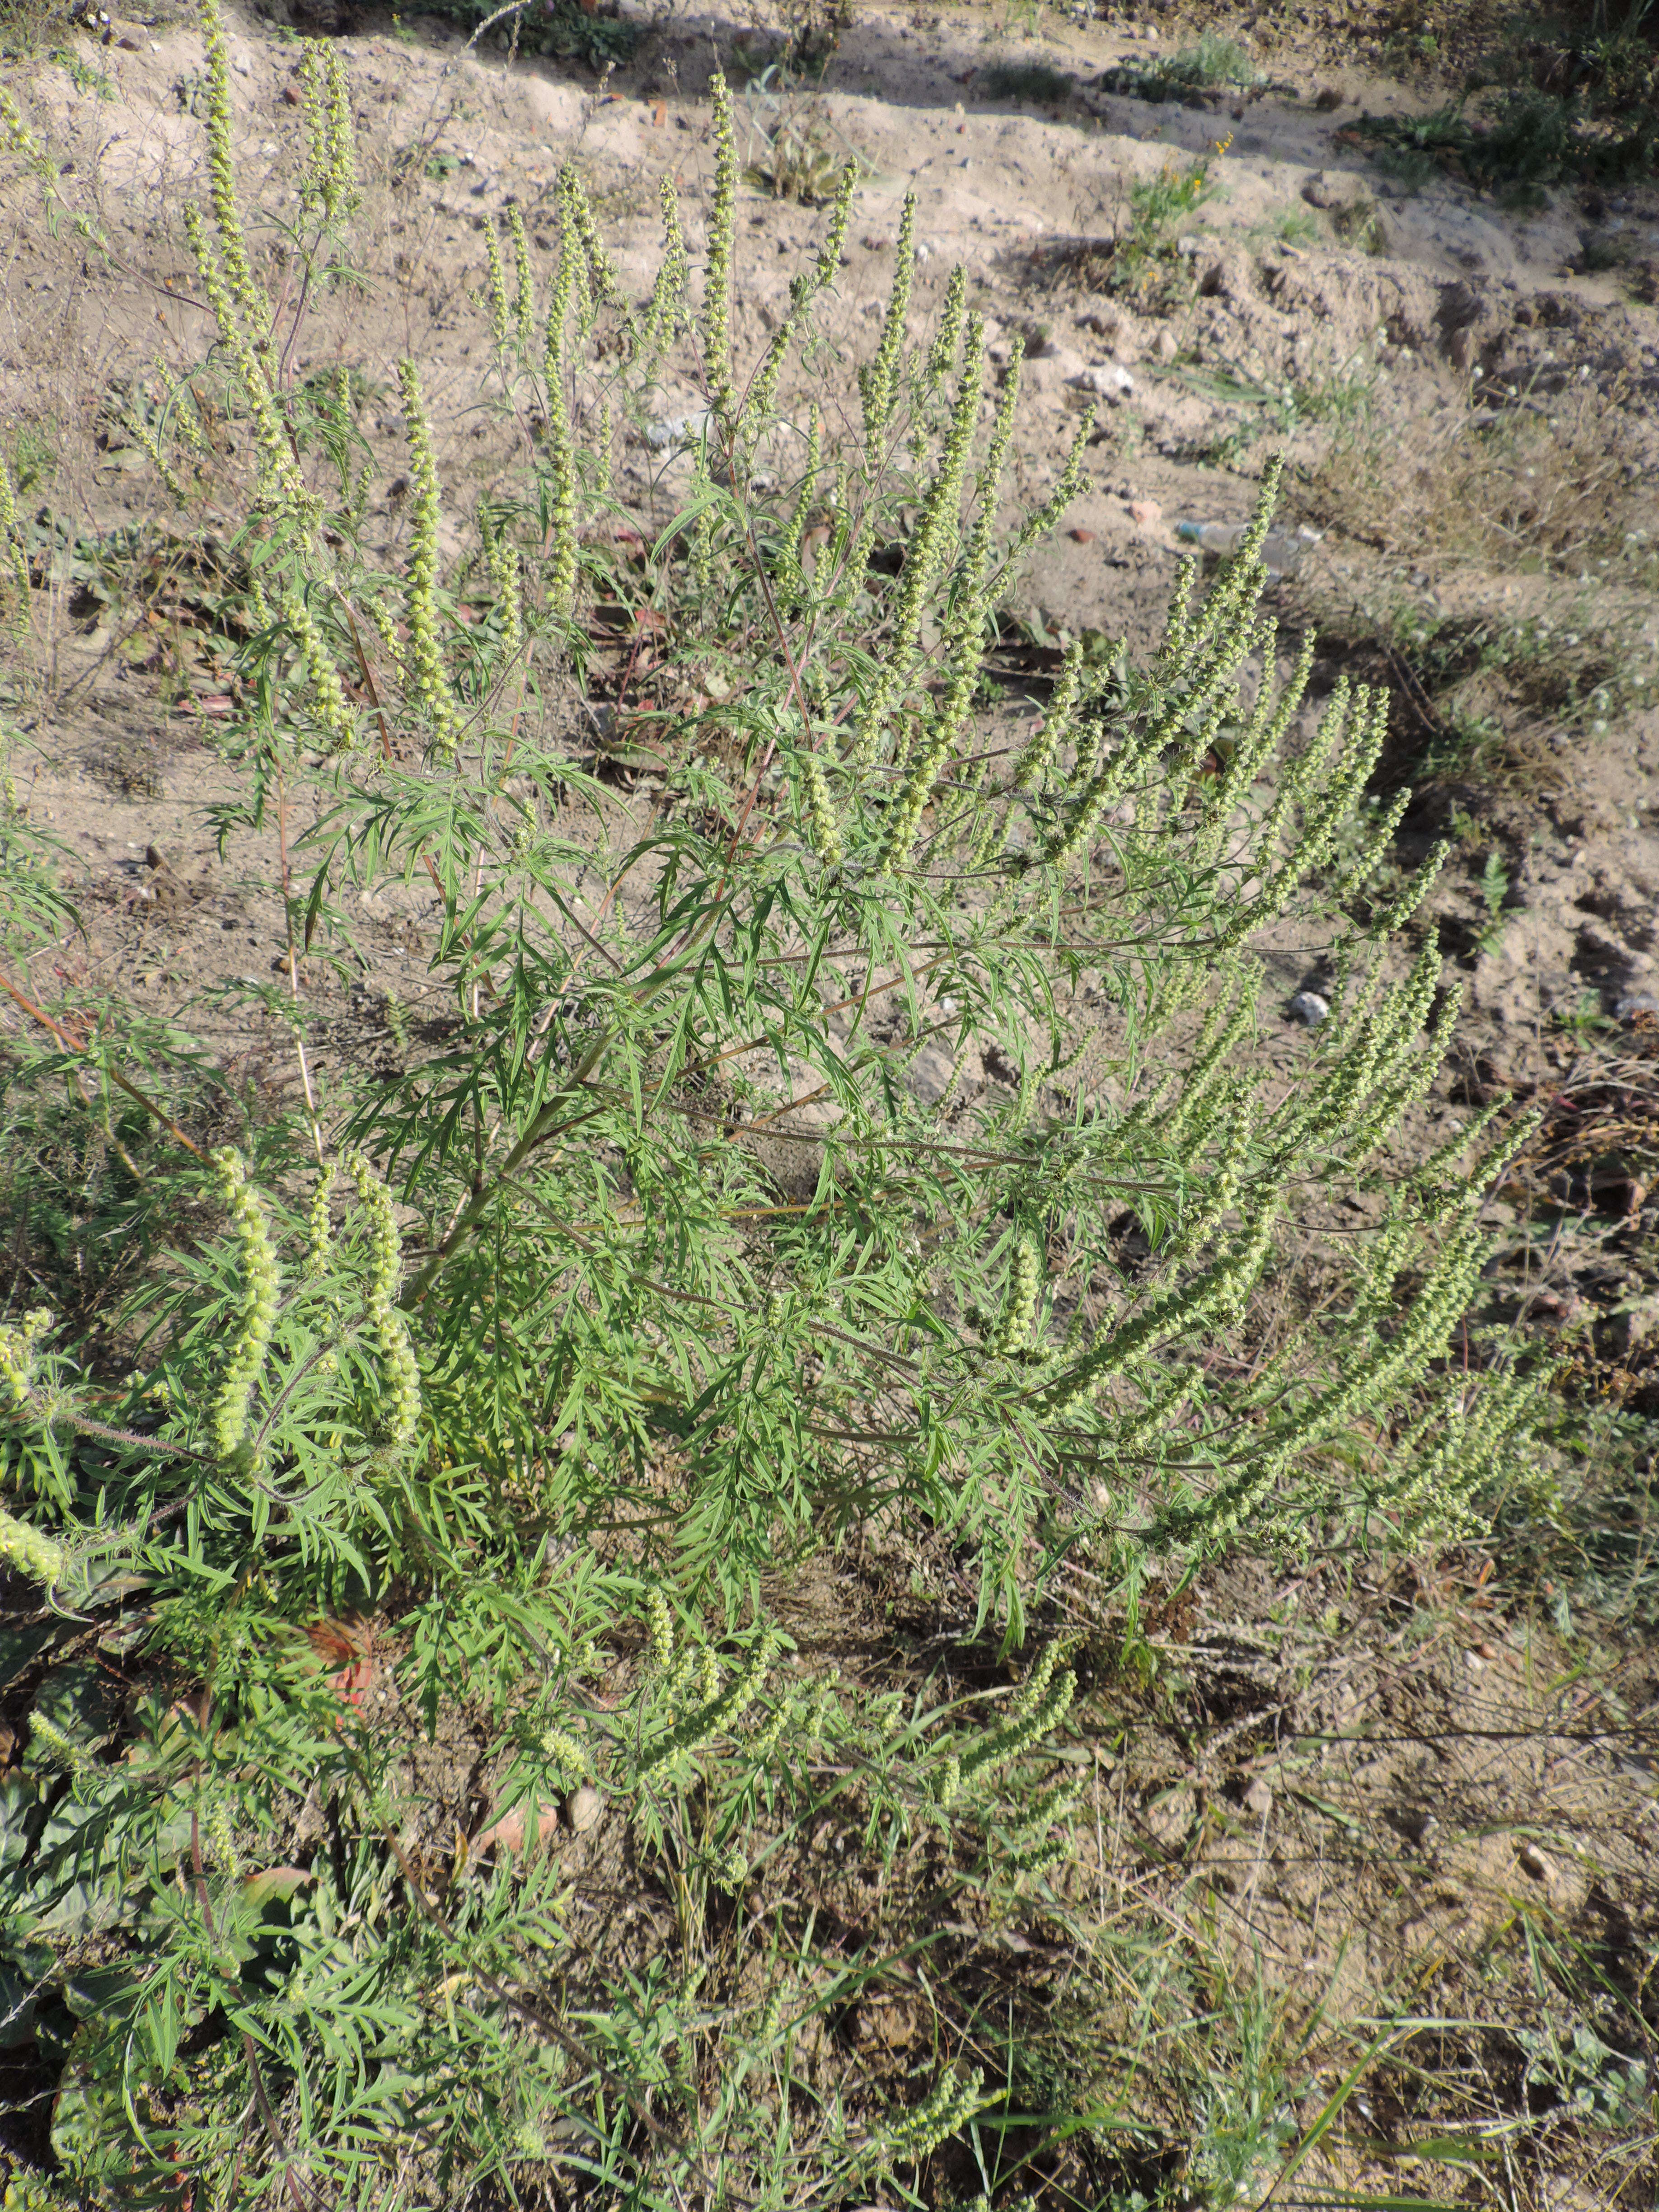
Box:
[565,1785,603,1834]
[1518,1841,1554,1882]
[1069,526,1097,543]
[1289,990,1329,1026]
[1129,497,1162,527]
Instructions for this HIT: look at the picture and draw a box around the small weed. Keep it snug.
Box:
[1130,150,1223,232]
[726,29,786,87]
[1473,847,1512,953]
[1192,420,1255,473]
[789,0,854,72]
[423,0,640,71]
[5,419,58,497]
[1318,587,1639,803]
[1381,24,1442,74]
[1101,146,1225,305]
[1351,88,1659,202]
[741,95,847,203]
[1575,225,1638,272]
[1172,355,1377,448]
[1518,2021,1656,2132]
[1272,205,1320,245]
[1097,31,1262,105]
[980,59,1076,103]
[1183,1960,1310,2204]
[1276,361,1378,436]
[1159,31,1261,92]
[51,42,115,97]
[1330,192,1391,254]
[1510,1391,1659,1622]
[998,0,1048,37]
[0,0,77,58]
[1423,702,1561,795]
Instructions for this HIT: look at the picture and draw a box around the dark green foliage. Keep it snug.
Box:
[1096,31,1263,105]
[1354,83,1658,200]
[980,60,1077,103]
[418,0,640,71]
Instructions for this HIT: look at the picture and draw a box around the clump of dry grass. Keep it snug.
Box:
[1301,379,1653,581]
[1289,370,1656,811]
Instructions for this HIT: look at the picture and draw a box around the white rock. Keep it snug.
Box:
[1289,990,1329,1026]
[1070,361,1135,397]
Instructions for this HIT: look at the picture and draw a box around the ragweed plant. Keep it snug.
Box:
[297,37,356,228]
[0,23,1545,2207]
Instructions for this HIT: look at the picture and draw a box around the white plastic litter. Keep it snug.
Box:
[644,409,714,452]
[1176,520,1322,578]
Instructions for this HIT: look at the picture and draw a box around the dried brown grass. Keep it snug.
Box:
[1301,379,1652,580]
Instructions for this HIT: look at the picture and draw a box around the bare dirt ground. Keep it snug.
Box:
[2,0,1658,2201]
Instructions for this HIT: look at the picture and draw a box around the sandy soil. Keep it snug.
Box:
[4,1,1656,1061]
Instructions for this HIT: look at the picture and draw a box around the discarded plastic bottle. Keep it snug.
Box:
[1174,520,1321,578]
